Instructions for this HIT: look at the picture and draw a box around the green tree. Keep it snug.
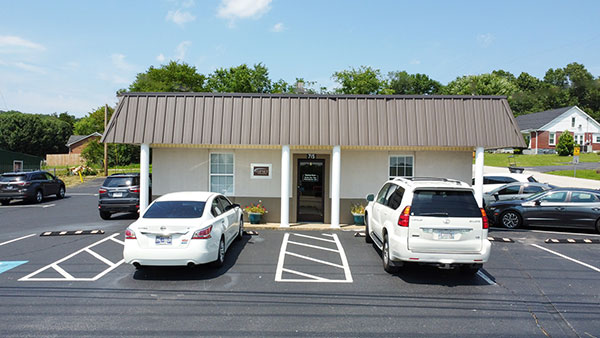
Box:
[207,63,271,93]
[0,111,71,156]
[128,61,207,92]
[387,71,442,94]
[332,66,390,94]
[443,73,518,96]
[556,130,574,156]
[81,138,104,166]
[73,106,114,135]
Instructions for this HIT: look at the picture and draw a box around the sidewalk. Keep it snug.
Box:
[244,222,365,231]
[483,166,600,189]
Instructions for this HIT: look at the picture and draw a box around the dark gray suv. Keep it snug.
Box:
[98,173,151,220]
[0,171,66,205]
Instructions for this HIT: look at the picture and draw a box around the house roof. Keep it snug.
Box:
[101,92,526,149]
[514,106,575,131]
[66,132,102,147]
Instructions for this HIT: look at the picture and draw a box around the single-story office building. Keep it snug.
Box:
[101,93,525,227]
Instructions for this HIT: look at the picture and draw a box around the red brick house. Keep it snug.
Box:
[515,106,600,154]
[66,132,102,154]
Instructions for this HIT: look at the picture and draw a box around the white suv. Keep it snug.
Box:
[365,177,491,274]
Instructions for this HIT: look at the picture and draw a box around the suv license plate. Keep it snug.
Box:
[155,236,172,245]
[112,192,123,198]
[436,232,455,240]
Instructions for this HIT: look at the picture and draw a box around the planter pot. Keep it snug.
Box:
[248,212,262,224]
[352,213,365,225]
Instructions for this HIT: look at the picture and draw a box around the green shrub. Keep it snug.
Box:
[556,131,574,156]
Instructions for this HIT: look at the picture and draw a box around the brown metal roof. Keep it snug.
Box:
[101,93,526,149]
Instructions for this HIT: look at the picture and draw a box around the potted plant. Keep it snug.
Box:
[351,203,365,225]
[244,201,268,224]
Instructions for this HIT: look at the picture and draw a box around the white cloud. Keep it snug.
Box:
[175,41,192,60]
[217,0,272,20]
[157,53,166,63]
[14,62,46,74]
[271,22,284,32]
[0,35,46,51]
[477,33,495,48]
[98,72,130,85]
[166,9,196,27]
[181,0,195,8]
[111,53,134,71]
[410,59,421,65]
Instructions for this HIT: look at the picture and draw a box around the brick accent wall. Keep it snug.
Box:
[68,136,100,154]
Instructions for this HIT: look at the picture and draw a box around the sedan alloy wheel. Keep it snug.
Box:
[501,211,522,229]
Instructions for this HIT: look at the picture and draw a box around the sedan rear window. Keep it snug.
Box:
[411,190,481,217]
[0,175,26,182]
[143,201,206,218]
[103,177,139,187]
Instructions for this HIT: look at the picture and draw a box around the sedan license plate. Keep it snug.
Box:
[155,235,172,245]
[112,192,123,198]
[436,231,455,240]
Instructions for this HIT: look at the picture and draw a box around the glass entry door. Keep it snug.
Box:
[297,159,325,222]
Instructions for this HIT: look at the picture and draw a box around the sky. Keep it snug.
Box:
[1,0,599,118]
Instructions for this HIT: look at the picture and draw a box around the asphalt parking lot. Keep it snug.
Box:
[0,180,599,337]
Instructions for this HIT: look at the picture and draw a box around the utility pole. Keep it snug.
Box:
[104,104,108,176]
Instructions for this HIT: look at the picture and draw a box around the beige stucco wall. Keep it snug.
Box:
[153,148,209,195]
[340,150,401,198]
[233,150,281,197]
[414,151,472,183]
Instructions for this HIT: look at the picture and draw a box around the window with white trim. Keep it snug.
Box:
[571,117,575,128]
[549,132,556,146]
[389,155,413,179]
[210,153,234,195]
[595,134,600,143]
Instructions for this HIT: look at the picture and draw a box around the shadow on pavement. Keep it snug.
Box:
[132,235,251,281]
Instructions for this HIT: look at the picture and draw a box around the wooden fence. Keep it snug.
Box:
[46,154,84,166]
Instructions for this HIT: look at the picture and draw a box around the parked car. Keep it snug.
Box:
[98,173,151,220]
[364,177,491,274]
[474,173,538,193]
[123,191,243,268]
[489,188,600,232]
[483,182,554,209]
[0,171,65,205]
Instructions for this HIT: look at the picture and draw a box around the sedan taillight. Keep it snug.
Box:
[192,225,212,239]
[125,228,136,239]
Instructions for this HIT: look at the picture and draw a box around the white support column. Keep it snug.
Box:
[535,131,538,154]
[280,145,290,228]
[474,147,484,208]
[140,143,150,214]
[331,145,341,228]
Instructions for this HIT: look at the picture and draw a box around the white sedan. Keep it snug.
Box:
[123,191,244,268]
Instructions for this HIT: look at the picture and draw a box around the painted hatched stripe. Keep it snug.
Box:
[40,230,105,236]
[544,238,600,244]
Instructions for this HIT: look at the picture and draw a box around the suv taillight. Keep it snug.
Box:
[129,186,140,193]
[480,208,489,229]
[192,225,212,239]
[125,228,136,239]
[99,188,107,194]
[16,182,31,187]
[398,206,411,227]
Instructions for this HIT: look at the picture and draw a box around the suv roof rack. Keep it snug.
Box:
[394,177,464,185]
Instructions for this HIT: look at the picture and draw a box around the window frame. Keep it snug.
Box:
[548,132,556,146]
[13,160,23,172]
[388,155,414,179]
[571,117,576,128]
[209,152,235,195]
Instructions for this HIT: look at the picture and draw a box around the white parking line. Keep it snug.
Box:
[531,244,600,273]
[529,229,600,237]
[0,234,36,247]
[19,233,125,282]
[67,193,98,196]
[275,233,353,283]
[0,204,55,208]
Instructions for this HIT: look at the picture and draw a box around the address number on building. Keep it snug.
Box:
[306,154,316,159]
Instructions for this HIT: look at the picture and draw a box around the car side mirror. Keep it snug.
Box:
[534,200,542,206]
[232,203,240,209]
[493,193,499,201]
[366,194,374,202]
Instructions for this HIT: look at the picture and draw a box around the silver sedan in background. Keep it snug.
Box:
[483,182,554,209]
